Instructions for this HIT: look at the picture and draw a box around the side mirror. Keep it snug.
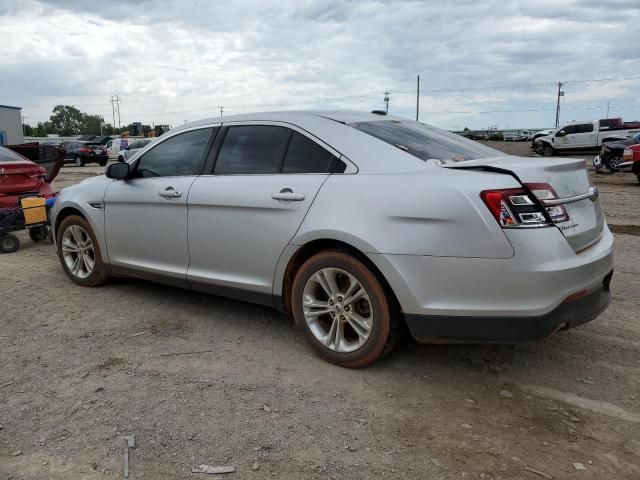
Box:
[106,162,130,179]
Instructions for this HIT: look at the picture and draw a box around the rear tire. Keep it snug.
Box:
[99,159,107,167]
[117,155,124,163]
[291,251,395,368]
[542,144,555,157]
[0,233,19,253]
[74,156,85,167]
[29,225,49,242]
[56,215,110,287]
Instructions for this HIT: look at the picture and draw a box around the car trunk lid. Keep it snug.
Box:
[448,156,604,252]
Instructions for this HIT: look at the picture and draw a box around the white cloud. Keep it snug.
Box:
[1,0,639,129]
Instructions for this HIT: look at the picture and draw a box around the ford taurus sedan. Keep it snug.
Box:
[51,111,614,367]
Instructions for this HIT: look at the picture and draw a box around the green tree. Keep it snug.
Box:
[34,122,48,137]
[49,105,84,136]
[81,114,104,135]
[23,124,33,136]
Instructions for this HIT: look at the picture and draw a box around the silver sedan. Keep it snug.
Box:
[52,111,614,367]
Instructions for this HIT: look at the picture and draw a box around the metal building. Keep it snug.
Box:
[0,104,23,145]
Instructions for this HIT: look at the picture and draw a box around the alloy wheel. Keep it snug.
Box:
[302,267,373,353]
[61,225,95,279]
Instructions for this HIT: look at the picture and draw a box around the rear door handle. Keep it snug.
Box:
[271,188,305,202]
[159,187,182,198]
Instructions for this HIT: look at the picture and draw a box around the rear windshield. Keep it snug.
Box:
[0,147,26,163]
[349,120,503,162]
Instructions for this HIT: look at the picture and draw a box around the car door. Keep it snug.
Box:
[554,124,577,150]
[187,123,344,303]
[572,123,595,149]
[104,126,217,286]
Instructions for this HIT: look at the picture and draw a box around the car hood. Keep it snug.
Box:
[603,138,634,150]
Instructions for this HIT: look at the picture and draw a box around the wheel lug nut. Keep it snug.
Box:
[329,300,334,306]
[344,306,350,312]
[340,315,345,321]
[330,312,335,317]
[337,296,343,302]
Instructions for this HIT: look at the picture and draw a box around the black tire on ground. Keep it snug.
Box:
[542,144,555,157]
[74,156,85,167]
[99,159,108,167]
[117,155,124,163]
[56,215,110,287]
[29,225,49,242]
[291,250,397,368]
[0,233,19,253]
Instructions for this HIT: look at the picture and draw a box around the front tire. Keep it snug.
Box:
[56,215,110,287]
[542,144,555,157]
[74,156,85,167]
[291,251,394,368]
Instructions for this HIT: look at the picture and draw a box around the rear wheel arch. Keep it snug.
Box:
[280,238,402,319]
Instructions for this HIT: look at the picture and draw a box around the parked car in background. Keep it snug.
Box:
[106,137,129,160]
[594,131,640,172]
[0,145,60,208]
[533,118,639,156]
[52,111,613,367]
[61,141,108,167]
[118,138,154,162]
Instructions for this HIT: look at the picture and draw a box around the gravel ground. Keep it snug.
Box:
[1,146,639,479]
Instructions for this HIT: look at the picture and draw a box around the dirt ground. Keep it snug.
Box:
[1,144,639,479]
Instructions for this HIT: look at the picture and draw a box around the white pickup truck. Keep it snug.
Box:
[533,118,640,156]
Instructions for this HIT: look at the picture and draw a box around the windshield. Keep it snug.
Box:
[349,120,503,162]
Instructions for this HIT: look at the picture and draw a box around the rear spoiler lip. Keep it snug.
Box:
[451,164,554,224]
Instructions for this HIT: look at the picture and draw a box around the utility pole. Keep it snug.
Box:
[219,106,224,119]
[606,101,610,118]
[416,75,420,122]
[110,95,121,129]
[21,115,27,137]
[554,82,564,128]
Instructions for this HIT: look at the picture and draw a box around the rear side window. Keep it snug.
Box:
[283,132,335,173]
[136,128,215,177]
[350,120,501,162]
[214,125,291,174]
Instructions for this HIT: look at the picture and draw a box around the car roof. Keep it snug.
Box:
[172,110,402,133]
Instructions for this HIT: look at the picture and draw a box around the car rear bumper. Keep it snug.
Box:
[405,272,611,343]
[367,224,614,342]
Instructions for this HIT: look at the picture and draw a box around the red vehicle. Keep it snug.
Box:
[0,145,62,208]
[623,144,640,183]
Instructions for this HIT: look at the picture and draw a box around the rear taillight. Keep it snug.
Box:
[80,147,91,153]
[481,182,569,228]
[525,183,569,223]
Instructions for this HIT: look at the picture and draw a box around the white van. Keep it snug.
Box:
[105,137,130,160]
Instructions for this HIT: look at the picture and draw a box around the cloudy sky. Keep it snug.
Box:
[1,0,639,130]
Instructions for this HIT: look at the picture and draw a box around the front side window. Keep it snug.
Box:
[135,128,214,177]
[214,125,291,174]
[349,120,502,162]
[557,125,577,136]
[576,123,594,133]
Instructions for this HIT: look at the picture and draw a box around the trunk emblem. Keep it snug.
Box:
[588,186,599,201]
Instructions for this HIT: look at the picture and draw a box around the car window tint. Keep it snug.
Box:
[136,128,214,178]
[215,125,291,174]
[558,125,577,135]
[350,120,502,162]
[576,123,594,133]
[283,132,335,173]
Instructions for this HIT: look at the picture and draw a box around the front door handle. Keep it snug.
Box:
[159,187,182,198]
[271,188,305,202]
